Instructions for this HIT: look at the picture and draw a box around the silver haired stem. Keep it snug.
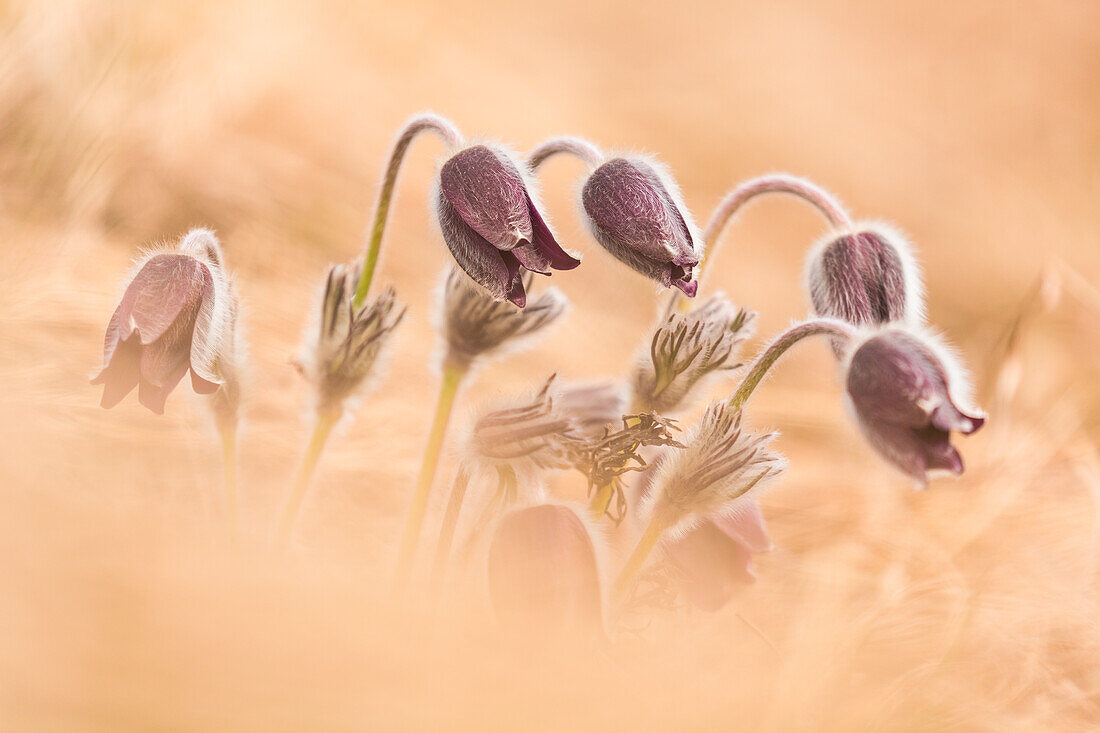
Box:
[667,174,854,313]
[728,318,859,411]
[353,113,465,307]
[525,136,605,170]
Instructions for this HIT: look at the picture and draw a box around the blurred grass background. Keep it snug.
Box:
[1,0,1099,730]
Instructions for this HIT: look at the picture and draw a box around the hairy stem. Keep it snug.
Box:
[728,318,858,412]
[526,136,605,170]
[613,514,668,604]
[670,173,854,312]
[353,114,464,307]
[275,409,338,550]
[394,362,467,586]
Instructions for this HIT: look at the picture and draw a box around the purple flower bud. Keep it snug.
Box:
[92,229,236,415]
[436,144,580,307]
[845,328,985,484]
[806,223,923,327]
[664,499,773,611]
[581,156,702,296]
[488,504,603,636]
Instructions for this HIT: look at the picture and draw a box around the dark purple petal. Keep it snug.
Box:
[525,191,580,271]
[437,190,525,305]
[440,145,532,251]
[811,231,910,326]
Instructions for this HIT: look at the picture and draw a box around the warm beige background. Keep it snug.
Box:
[2,0,1099,730]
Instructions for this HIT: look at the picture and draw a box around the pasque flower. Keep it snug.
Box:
[664,499,773,611]
[488,503,604,636]
[580,155,702,296]
[845,328,985,484]
[92,228,237,415]
[806,222,923,327]
[436,144,580,307]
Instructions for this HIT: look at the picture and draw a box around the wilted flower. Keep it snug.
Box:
[488,503,604,636]
[92,228,238,415]
[664,498,773,611]
[436,144,580,307]
[633,294,755,414]
[469,376,581,474]
[845,328,985,484]
[580,155,702,295]
[806,223,923,328]
[645,401,784,535]
[300,260,406,415]
[441,267,566,369]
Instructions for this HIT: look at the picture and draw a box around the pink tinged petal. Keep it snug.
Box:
[126,255,209,346]
[186,264,224,387]
[712,499,773,553]
[672,275,698,297]
[525,191,580,271]
[667,520,757,612]
[138,357,190,415]
[440,145,533,251]
[488,505,603,635]
[191,371,220,395]
[91,333,142,409]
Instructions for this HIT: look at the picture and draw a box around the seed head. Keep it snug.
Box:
[301,261,406,415]
[92,228,239,415]
[844,327,985,485]
[441,267,566,369]
[633,294,756,414]
[646,401,784,536]
[435,143,580,307]
[806,222,924,328]
[580,155,702,295]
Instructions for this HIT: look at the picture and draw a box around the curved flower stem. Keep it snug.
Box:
[613,513,668,605]
[394,361,468,587]
[429,464,471,600]
[525,136,605,171]
[352,114,464,308]
[669,173,854,313]
[727,318,859,412]
[275,408,339,550]
[217,421,240,541]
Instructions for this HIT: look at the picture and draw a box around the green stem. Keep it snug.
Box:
[589,484,614,519]
[613,514,668,604]
[275,409,338,549]
[217,421,239,540]
[667,173,854,313]
[353,114,463,308]
[394,362,467,585]
[727,318,858,412]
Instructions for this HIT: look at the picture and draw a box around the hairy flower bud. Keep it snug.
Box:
[554,381,626,440]
[845,328,985,484]
[436,144,580,307]
[633,294,755,414]
[488,503,604,637]
[469,377,581,473]
[646,401,784,536]
[580,155,702,295]
[806,223,923,328]
[92,228,238,415]
[664,498,773,611]
[441,268,566,369]
[301,261,405,414]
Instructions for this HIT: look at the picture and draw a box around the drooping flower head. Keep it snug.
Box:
[806,222,924,328]
[440,267,566,369]
[488,503,604,637]
[580,155,702,296]
[645,401,784,536]
[844,327,985,484]
[633,294,756,414]
[299,260,406,416]
[664,498,773,611]
[435,144,580,307]
[92,228,238,415]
